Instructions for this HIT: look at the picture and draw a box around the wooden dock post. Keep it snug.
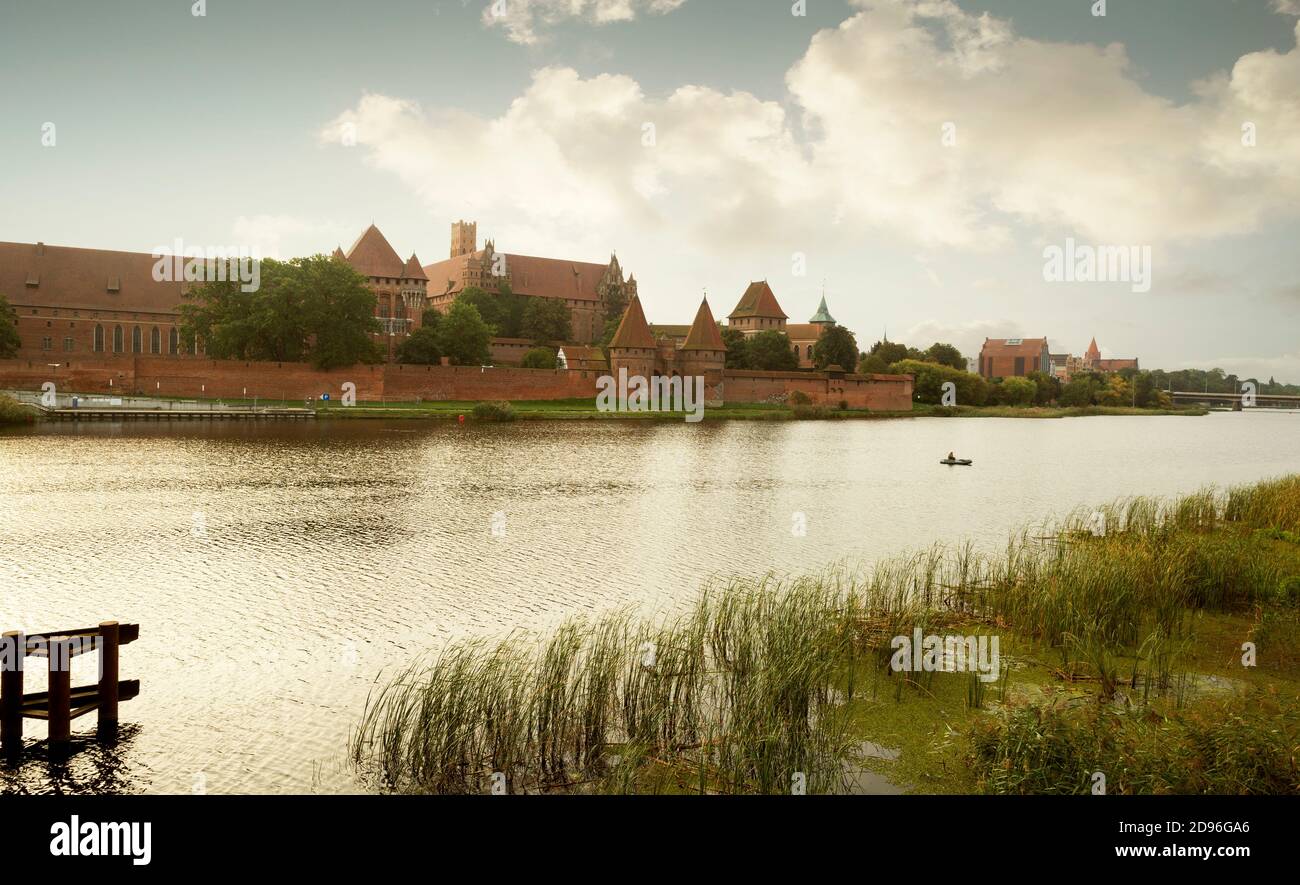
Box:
[48,637,72,752]
[98,621,119,733]
[1,631,22,757]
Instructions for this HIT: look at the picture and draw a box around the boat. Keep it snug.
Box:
[940,458,973,466]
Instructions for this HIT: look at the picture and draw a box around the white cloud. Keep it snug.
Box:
[325,0,1300,258]
[231,215,351,260]
[483,0,688,46]
[904,319,1028,361]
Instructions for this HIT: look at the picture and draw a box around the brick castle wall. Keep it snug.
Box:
[0,357,912,409]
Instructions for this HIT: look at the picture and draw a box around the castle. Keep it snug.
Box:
[0,221,915,411]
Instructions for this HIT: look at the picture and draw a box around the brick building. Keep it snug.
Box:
[422,221,636,344]
[978,337,1052,379]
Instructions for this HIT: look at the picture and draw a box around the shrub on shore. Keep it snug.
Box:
[472,401,516,422]
[0,393,35,425]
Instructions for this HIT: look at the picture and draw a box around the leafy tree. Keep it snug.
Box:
[889,358,987,406]
[721,327,752,369]
[0,294,20,358]
[1026,370,1061,406]
[857,353,889,375]
[1096,374,1132,407]
[812,324,859,372]
[437,300,493,366]
[520,347,558,370]
[923,342,965,371]
[520,297,572,343]
[748,330,799,371]
[180,255,380,369]
[1060,375,1099,407]
[868,340,910,366]
[396,326,442,365]
[1001,376,1037,406]
[457,285,526,338]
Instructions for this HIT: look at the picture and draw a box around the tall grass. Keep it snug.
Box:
[350,476,1300,794]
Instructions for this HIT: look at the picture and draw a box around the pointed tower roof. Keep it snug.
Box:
[402,253,428,281]
[608,294,656,349]
[1085,337,1101,360]
[331,246,346,260]
[681,298,727,351]
[344,224,406,278]
[808,295,836,325]
[728,281,788,320]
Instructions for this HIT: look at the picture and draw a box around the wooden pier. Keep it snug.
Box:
[1,622,140,758]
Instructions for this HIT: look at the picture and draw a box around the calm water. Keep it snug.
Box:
[1,411,1296,794]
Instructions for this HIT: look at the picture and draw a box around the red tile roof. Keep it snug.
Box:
[344,225,407,279]
[728,281,788,320]
[981,337,1049,358]
[785,323,824,342]
[422,251,612,302]
[608,295,656,349]
[681,298,726,351]
[0,240,186,314]
[401,254,428,281]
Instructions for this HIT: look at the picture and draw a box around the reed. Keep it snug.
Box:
[350,476,1300,794]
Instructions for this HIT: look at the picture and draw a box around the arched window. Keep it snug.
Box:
[169,328,179,355]
[132,326,142,353]
[113,325,123,353]
[94,325,104,352]
[151,327,161,354]
[807,345,813,360]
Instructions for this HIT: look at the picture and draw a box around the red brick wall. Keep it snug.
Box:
[0,358,911,409]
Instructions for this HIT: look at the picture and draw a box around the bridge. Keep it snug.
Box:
[1171,391,1300,409]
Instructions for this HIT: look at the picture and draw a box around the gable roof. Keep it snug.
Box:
[729,281,787,320]
[422,251,613,302]
[401,254,428,281]
[344,224,407,279]
[608,294,656,349]
[981,337,1049,358]
[0,240,186,314]
[1085,337,1101,360]
[681,298,726,351]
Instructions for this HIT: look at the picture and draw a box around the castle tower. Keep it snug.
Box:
[607,294,657,381]
[1085,337,1101,368]
[677,297,727,383]
[727,280,788,337]
[451,220,477,258]
[808,295,837,328]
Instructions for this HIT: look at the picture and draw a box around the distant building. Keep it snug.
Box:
[1054,338,1140,380]
[978,337,1051,379]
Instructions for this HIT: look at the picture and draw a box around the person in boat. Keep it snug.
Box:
[947,451,955,461]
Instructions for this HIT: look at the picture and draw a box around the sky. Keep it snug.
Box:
[1,0,1298,380]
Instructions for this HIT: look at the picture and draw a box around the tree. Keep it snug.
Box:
[867,340,910,366]
[437,300,493,366]
[1026,370,1060,406]
[924,342,965,371]
[721,327,752,369]
[179,254,381,369]
[812,324,859,371]
[1001,376,1037,406]
[889,359,987,406]
[396,327,442,365]
[520,297,572,343]
[857,353,889,375]
[520,347,558,370]
[1060,375,1099,407]
[457,285,526,338]
[748,330,799,371]
[0,294,20,358]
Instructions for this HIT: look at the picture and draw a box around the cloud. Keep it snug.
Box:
[231,215,351,259]
[483,0,688,46]
[324,0,1300,261]
[903,319,1027,360]
[1273,1,1300,17]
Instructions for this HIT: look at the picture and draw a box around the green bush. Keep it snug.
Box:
[888,359,987,406]
[0,393,35,425]
[791,404,834,420]
[520,347,558,370]
[472,401,516,422]
[788,390,812,406]
[1000,376,1037,407]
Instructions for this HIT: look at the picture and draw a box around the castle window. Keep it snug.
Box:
[132,326,142,353]
[113,325,123,353]
[41,337,52,350]
[63,337,74,352]
[94,325,104,352]
[151,327,161,354]
[169,328,179,355]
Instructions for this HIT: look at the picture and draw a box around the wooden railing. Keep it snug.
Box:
[1,621,140,758]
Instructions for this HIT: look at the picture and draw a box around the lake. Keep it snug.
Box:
[1,410,1296,794]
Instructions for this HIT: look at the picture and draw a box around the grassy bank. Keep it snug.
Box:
[350,476,1300,795]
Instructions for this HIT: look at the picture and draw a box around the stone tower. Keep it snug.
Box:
[677,297,727,382]
[450,220,477,258]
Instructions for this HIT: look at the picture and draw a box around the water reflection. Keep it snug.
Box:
[0,412,1296,794]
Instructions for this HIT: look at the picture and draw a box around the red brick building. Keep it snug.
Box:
[978,337,1051,379]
